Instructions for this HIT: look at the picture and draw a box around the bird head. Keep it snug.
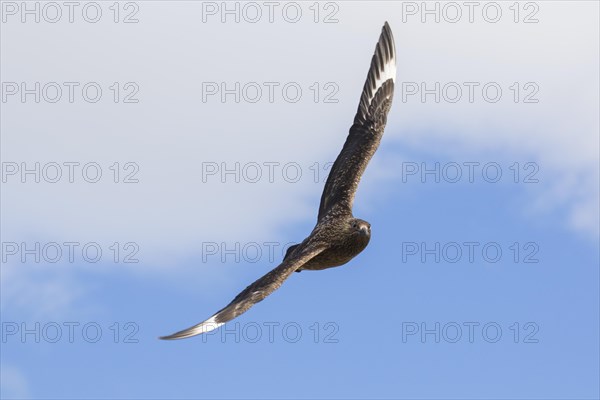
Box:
[350,218,371,238]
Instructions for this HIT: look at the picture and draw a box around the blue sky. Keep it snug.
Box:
[1,2,599,399]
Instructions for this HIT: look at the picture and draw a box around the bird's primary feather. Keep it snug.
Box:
[159,244,325,340]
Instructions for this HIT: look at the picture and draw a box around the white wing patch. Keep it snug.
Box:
[159,315,224,340]
[367,52,396,106]
[192,315,225,335]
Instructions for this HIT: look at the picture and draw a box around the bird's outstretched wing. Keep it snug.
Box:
[159,244,325,340]
[318,22,396,220]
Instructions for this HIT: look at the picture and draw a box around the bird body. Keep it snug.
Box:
[161,22,396,340]
[291,216,371,272]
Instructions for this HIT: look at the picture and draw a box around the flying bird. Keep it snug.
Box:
[161,22,396,340]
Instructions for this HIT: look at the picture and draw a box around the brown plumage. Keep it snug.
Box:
[160,22,396,340]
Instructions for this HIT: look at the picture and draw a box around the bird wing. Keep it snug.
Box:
[318,22,396,221]
[159,243,326,340]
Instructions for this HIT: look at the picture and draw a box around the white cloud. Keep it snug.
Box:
[0,364,30,399]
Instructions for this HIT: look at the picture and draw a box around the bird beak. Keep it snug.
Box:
[359,225,370,236]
